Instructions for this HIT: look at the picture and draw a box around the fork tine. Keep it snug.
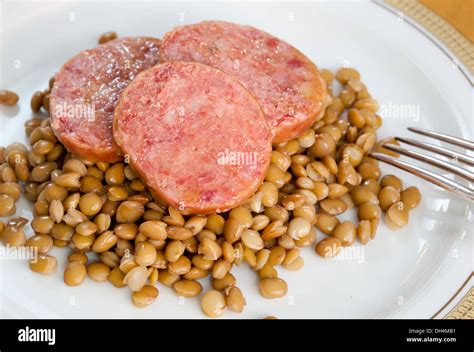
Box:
[395,137,474,166]
[382,144,474,181]
[408,127,474,151]
[370,152,474,201]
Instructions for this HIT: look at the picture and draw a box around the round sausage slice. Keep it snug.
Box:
[113,62,272,214]
[161,21,328,143]
[50,37,162,163]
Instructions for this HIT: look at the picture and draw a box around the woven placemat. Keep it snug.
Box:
[384,0,474,78]
[444,287,474,319]
[429,274,474,320]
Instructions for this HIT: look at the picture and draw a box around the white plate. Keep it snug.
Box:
[0,0,472,319]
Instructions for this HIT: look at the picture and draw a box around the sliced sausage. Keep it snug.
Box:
[50,37,162,163]
[113,61,272,214]
[161,21,329,143]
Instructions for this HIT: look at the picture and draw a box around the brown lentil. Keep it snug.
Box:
[212,258,231,279]
[357,202,381,220]
[168,255,192,276]
[380,174,403,191]
[265,164,286,188]
[173,279,203,297]
[192,254,214,271]
[135,241,157,266]
[241,229,264,251]
[320,198,348,215]
[254,248,271,270]
[378,186,401,212]
[1,165,17,183]
[158,270,180,287]
[357,162,381,181]
[87,262,111,282]
[362,178,381,195]
[225,286,246,313]
[63,209,88,227]
[229,207,254,228]
[386,202,409,230]
[283,255,304,270]
[198,237,222,261]
[123,265,147,291]
[222,240,235,263]
[259,278,288,299]
[30,254,57,274]
[98,31,118,44]
[105,163,125,185]
[321,69,334,85]
[92,231,117,253]
[0,182,21,201]
[261,220,287,241]
[32,140,55,155]
[357,220,371,245]
[203,215,225,236]
[114,223,138,240]
[264,205,289,223]
[0,194,16,217]
[183,267,208,280]
[167,226,193,241]
[315,237,342,258]
[109,267,126,288]
[79,192,102,217]
[0,90,19,105]
[287,217,311,240]
[71,233,94,250]
[351,186,379,205]
[258,264,278,279]
[25,234,53,253]
[64,262,87,286]
[184,216,207,235]
[401,187,421,210]
[119,255,137,274]
[335,67,360,84]
[243,247,257,267]
[99,251,120,269]
[148,268,159,286]
[295,228,317,247]
[42,94,50,112]
[68,252,88,265]
[30,91,44,112]
[132,285,159,308]
[182,236,198,253]
[332,221,356,246]
[165,240,185,263]
[2,221,27,247]
[201,290,226,318]
[212,272,237,291]
[163,206,185,226]
[116,201,143,223]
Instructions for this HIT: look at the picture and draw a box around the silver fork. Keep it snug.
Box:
[370,127,474,201]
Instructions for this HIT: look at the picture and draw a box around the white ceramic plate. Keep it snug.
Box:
[1,0,472,319]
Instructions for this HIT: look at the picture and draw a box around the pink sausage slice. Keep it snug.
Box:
[161,21,328,143]
[113,62,272,214]
[50,37,162,163]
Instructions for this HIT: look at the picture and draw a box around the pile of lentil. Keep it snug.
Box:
[0,34,422,318]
